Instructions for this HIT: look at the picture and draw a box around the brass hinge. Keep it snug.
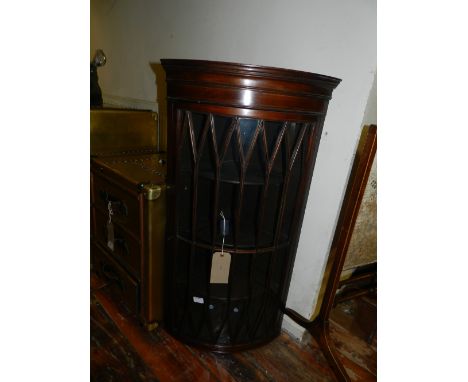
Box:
[143,184,163,201]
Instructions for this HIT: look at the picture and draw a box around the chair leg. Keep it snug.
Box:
[284,308,351,382]
[309,321,350,382]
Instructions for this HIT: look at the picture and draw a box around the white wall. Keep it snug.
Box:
[91,0,376,338]
[363,72,377,126]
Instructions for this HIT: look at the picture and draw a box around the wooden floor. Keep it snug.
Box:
[91,275,376,382]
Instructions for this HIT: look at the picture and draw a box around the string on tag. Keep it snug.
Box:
[220,211,225,257]
[108,201,113,224]
[107,201,115,251]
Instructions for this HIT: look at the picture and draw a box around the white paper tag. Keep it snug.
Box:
[210,251,231,284]
[193,296,204,304]
[107,221,114,251]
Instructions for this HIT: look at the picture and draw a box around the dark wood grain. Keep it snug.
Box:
[91,298,159,382]
[93,281,219,382]
[91,271,376,382]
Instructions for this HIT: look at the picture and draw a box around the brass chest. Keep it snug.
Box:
[91,153,166,329]
[90,108,166,329]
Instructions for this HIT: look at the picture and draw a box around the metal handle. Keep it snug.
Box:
[99,190,128,216]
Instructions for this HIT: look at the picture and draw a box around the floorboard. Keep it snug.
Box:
[91,275,376,381]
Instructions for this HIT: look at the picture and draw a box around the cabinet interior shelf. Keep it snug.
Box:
[180,160,285,186]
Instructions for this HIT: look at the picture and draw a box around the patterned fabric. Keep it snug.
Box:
[343,155,377,271]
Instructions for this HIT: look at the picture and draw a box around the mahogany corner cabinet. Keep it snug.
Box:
[161,59,340,351]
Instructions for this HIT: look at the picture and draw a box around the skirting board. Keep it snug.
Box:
[282,315,306,340]
[103,93,157,111]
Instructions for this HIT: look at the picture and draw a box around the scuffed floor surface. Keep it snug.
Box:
[91,276,376,382]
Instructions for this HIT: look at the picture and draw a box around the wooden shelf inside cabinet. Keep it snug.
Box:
[190,163,285,186]
[177,224,288,250]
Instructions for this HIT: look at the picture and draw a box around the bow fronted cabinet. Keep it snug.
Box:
[161,59,341,351]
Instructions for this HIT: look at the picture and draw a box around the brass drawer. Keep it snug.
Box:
[94,209,141,279]
[93,174,140,236]
[92,241,140,314]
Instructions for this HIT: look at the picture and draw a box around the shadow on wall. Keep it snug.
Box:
[150,63,168,152]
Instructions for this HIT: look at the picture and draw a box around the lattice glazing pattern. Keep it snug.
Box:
[168,109,318,346]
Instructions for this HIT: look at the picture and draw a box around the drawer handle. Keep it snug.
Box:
[102,224,130,258]
[101,263,125,293]
[99,190,128,216]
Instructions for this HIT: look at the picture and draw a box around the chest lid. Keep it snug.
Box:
[92,153,166,190]
[90,109,159,156]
